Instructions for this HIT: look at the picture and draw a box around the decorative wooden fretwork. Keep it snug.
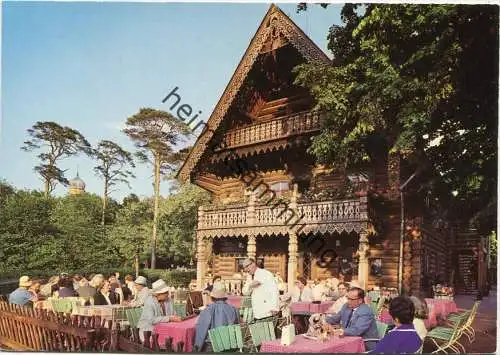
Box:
[221,111,323,149]
[197,197,369,239]
[178,5,331,182]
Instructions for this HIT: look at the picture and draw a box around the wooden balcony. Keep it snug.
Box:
[222,111,324,149]
[197,196,369,238]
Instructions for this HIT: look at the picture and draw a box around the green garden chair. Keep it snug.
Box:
[361,320,389,352]
[173,303,187,318]
[50,299,74,314]
[208,324,244,352]
[125,307,143,329]
[240,296,252,309]
[426,312,468,353]
[241,307,254,324]
[248,321,275,352]
[446,301,480,344]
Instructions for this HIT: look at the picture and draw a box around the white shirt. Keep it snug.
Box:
[291,286,313,302]
[250,268,280,319]
[413,318,428,340]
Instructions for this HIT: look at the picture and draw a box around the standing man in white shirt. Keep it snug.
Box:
[241,258,280,321]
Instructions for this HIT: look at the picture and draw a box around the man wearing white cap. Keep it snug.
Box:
[9,276,36,306]
[137,279,182,342]
[241,258,279,321]
[194,282,239,351]
[129,276,151,307]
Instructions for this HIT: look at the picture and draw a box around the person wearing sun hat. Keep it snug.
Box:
[129,275,151,307]
[194,282,239,351]
[8,276,36,306]
[137,279,182,342]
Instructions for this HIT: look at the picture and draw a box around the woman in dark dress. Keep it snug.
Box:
[94,280,119,305]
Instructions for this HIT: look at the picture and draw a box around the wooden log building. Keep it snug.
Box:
[177,5,479,296]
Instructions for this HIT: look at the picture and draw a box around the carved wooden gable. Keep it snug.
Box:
[177,4,331,182]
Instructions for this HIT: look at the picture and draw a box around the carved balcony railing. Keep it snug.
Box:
[223,111,324,149]
[198,197,368,235]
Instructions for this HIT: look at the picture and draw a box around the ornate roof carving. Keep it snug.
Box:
[178,4,331,182]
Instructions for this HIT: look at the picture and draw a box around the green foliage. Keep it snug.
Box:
[158,184,211,262]
[295,4,498,228]
[21,121,91,195]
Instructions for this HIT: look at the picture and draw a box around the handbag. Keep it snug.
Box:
[281,324,296,346]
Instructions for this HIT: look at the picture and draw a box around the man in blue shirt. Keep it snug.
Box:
[9,276,36,307]
[194,282,239,351]
[324,287,379,351]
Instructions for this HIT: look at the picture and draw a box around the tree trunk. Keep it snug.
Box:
[44,178,50,196]
[102,178,108,226]
[151,154,161,269]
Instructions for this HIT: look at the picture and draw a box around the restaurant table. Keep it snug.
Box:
[424,298,458,319]
[260,334,365,353]
[153,316,198,352]
[226,295,243,308]
[291,301,334,315]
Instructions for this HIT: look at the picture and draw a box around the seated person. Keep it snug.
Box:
[204,275,222,293]
[9,276,36,307]
[194,282,240,351]
[129,276,151,307]
[410,296,429,341]
[291,276,313,302]
[324,287,379,351]
[372,296,422,353]
[56,278,78,298]
[326,282,349,314]
[312,278,329,302]
[94,280,119,305]
[137,279,182,342]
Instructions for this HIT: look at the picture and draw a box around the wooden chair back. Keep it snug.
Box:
[248,321,275,348]
[208,324,244,352]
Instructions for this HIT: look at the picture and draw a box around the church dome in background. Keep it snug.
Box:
[68,173,86,195]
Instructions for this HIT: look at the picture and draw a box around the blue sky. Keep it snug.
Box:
[1,2,342,201]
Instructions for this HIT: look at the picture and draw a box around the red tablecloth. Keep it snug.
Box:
[424,298,458,319]
[260,335,365,353]
[153,316,197,352]
[226,295,242,308]
[291,302,334,314]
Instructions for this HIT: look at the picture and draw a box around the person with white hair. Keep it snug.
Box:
[240,258,279,321]
[137,279,182,342]
[129,276,151,307]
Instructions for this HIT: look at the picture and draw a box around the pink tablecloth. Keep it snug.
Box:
[226,295,242,308]
[153,316,198,352]
[310,301,334,313]
[291,302,334,314]
[260,335,365,353]
[424,298,458,319]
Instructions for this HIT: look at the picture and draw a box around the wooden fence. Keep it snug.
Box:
[0,301,185,352]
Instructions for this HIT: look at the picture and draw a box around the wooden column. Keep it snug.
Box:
[196,233,206,290]
[247,235,256,260]
[287,184,299,291]
[287,232,298,292]
[357,230,369,291]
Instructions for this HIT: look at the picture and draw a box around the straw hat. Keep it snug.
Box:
[134,276,148,286]
[19,276,32,288]
[210,282,227,299]
[151,279,170,295]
